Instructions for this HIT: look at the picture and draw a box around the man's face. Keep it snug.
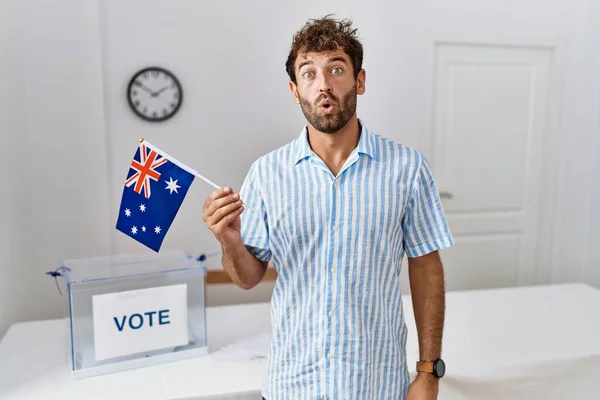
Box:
[290,50,365,134]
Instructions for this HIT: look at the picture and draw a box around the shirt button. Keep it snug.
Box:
[332,224,338,231]
[328,311,333,317]
[328,351,333,359]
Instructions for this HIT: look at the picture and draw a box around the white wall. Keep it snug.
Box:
[0,0,112,336]
[584,0,600,290]
[1,0,598,336]
[0,0,21,337]
[548,0,599,284]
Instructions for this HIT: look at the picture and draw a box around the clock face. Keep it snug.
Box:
[127,67,183,122]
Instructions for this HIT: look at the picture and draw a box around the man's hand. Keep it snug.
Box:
[202,186,267,290]
[202,187,244,246]
[406,373,439,400]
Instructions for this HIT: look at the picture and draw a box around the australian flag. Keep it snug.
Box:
[116,140,195,252]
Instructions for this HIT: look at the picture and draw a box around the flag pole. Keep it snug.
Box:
[195,172,257,213]
[194,172,222,191]
[139,137,257,213]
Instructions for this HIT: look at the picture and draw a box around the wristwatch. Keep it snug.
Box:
[416,359,445,378]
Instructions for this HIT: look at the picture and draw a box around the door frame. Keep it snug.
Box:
[418,32,567,286]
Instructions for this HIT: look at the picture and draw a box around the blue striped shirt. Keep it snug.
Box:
[239,120,454,400]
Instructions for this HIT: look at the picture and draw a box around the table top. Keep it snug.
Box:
[1,282,599,399]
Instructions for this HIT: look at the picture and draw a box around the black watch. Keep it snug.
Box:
[416,358,445,378]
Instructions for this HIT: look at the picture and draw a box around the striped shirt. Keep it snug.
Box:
[239,120,454,400]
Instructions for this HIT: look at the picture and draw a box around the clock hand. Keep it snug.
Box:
[137,84,154,95]
[151,86,169,97]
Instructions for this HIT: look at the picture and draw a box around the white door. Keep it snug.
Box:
[402,41,556,292]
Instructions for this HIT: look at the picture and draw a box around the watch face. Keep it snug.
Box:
[434,359,446,378]
[127,67,183,122]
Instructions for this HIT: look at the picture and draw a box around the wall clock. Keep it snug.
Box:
[127,66,183,122]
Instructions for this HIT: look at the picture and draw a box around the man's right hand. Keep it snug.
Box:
[202,186,268,290]
[202,187,245,247]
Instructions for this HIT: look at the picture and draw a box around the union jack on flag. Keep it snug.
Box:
[124,143,167,199]
[116,140,197,252]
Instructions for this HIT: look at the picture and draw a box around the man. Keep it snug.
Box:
[202,15,454,400]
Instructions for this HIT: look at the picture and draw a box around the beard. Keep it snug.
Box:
[298,84,357,134]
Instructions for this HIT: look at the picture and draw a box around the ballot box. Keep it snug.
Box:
[56,249,208,379]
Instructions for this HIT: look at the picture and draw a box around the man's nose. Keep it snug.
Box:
[318,74,333,93]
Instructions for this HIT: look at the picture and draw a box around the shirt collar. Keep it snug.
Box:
[293,119,376,165]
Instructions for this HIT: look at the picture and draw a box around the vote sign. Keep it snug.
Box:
[92,284,189,361]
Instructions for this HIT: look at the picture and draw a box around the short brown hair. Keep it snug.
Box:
[285,15,364,84]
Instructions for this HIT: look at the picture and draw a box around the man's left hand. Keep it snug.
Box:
[406,373,439,399]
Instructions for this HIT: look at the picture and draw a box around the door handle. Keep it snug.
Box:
[439,191,454,199]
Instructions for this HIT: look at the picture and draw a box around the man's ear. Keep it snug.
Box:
[289,81,300,104]
[357,69,366,95]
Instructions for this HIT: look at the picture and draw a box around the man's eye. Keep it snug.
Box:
[332,67,343,75]
[303,71,314,79]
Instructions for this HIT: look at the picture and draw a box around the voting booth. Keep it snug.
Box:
[56,249,208,379]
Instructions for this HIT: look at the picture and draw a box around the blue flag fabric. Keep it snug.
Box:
[116,140,196,252]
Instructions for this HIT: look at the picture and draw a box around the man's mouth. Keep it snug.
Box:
[319,99,335,113]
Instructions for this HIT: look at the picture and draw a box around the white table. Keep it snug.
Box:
[1,283,600,399]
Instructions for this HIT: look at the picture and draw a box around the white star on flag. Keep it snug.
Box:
[139,204,146,212]
[165,177,180,194]
[131,226,138,235]
[154,226,161,234]
[142,226,146,232]
[124,208,131,217]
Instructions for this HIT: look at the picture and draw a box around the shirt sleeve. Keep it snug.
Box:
[402,155,454,258]
[239,162,272,263]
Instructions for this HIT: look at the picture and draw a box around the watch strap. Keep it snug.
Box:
[416,361,435,374]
